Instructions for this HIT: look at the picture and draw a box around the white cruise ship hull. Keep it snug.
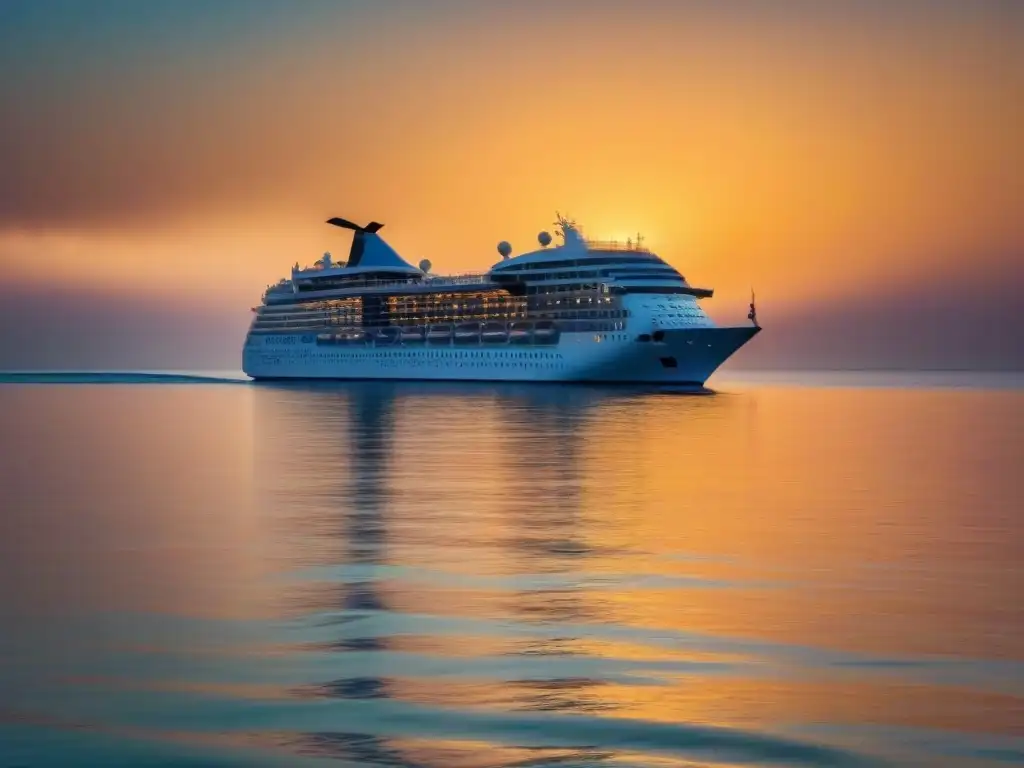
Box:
[243,326,759,386]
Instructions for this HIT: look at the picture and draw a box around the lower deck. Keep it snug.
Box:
[243,326,760,385]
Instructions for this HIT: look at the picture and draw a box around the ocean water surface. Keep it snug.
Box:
[0,373,1021,767]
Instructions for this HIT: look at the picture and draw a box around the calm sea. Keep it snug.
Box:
[0,372,1021,767]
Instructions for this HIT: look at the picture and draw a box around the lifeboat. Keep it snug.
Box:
[481,322,508,344]
[400,327,426,343]
[337,330,368,345]
[454,322,481,344]
[374,327,401,346]
[533,320,559,345]
[509,322,533,344]
[427,324,453,344]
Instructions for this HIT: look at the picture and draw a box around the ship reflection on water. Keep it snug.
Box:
[249,380,1021,767]
[256,382,649,764]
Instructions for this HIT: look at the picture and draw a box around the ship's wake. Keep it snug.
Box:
[0,371,248,385]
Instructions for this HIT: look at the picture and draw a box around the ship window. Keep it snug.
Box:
[660,356,678,368]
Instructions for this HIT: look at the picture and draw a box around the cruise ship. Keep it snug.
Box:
[242,214,760,384]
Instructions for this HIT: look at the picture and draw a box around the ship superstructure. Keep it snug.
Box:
[242,214,760,384]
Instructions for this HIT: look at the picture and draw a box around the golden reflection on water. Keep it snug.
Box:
[256,382,1021,657]
[246,380,1022,755]
[1,379,1021,766]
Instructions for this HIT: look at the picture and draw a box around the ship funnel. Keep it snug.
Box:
[325,216,418,273]
[327,217,384,234]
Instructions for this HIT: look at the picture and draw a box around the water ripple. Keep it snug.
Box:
[1,379,1019,766]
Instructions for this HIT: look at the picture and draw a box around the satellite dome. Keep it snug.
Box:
[418,258,432,273]
[497,241,512,259]
[537,231,552,247]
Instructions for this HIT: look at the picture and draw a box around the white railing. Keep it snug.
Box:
[288,272,493,292]
[422,272,491,285]
[583,238,651,252]
[262,273,497,303]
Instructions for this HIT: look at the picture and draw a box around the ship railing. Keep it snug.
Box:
[583,238,652,252]
[421,272,491,285]
[260,272,496,303]
[315,273,494,292]
[268,272,491,288]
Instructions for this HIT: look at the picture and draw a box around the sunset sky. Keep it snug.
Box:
[1,0,1020,370]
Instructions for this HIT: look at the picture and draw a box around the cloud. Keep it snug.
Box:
[0,0,1019,235]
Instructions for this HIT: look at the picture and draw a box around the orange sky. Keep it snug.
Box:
[0,1,1020,368]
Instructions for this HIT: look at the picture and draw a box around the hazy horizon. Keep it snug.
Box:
[1,0,1021,371]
